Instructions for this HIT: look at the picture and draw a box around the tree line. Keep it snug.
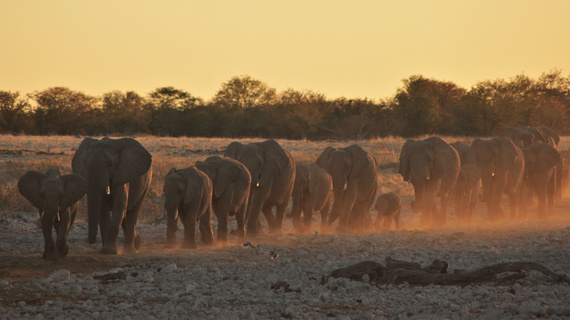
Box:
[1,71,569,139]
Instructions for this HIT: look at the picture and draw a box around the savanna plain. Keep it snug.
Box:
[1,135,570,319]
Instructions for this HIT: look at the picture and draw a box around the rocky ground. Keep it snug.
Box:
[1,205,570,320]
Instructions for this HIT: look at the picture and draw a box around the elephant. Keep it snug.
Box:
[18,169,87,259]
[450,141,476,166]
[224,139,295,236]
[519,143,563,218]
[195,156,251,242]
[290,163,332,233]
[72,137,152,255]
[399,137,460,226]
[537,127,560,147]
[452,163,481,223]
[163,167,214,248]
[471,137,524,221]
[317,144,377,232]
[373,192,402,231]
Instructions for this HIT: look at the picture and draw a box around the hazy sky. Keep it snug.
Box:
[2,0,569,101]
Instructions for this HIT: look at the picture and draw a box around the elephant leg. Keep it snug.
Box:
[41,212,57,260]
[382,213,393,231]
[536,186,547,219]
[394,210,401,230]
[547,175,556,217]
[338,186,358,232]
[246,187,271,236]
[438,193,451,225]
[319,198,332,233]
[182,214,197,249]
[302,196,317,233]
[99,208,111,248]
[212,199,229,242]
[55,208,72,259]
[273,202,287,233]
[101,187,128,255]
[235,203,246,242]
[262,205,276,233]
[291,197,304,232]
[199,206,214,246]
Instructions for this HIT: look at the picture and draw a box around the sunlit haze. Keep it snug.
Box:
[2,0,569,101]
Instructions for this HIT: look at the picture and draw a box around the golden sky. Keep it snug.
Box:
[1,0,569,100]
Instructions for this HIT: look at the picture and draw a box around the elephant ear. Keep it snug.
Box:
[224,142,243,159]
[71,137,98,178]
[60,174,88,209]
[214,162,241,198]
[259,140,291,187]
[18,171,46,210]
[316,146,336,169]
[431,141,457,180]
[184,169,203,205]
[113,138,152,186]
[398,139,415,181]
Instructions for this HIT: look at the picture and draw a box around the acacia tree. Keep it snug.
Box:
[0,91,31,134]
[212,75,277,109]
[145,87,203,136]
[31,87,97,135]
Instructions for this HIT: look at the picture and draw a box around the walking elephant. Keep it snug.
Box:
[72,137,152,254]
[398,137,460,226]
[290,163,332,233]
[224,139,295,236]
[18,169,87,259]
[471,137,524,221]
[520,143,563,218]
[317,144,377,232]
[163,167,214,248]
[452,163,481,223]
[195,156,251,242]
[373,192,402,231]
[501,126,559,148]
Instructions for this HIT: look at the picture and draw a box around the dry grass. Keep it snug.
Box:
[2,134,569,224]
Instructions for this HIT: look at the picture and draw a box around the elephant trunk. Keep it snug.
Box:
[87,186,103,244]
[411,181,425,213]
[164,197,179,244]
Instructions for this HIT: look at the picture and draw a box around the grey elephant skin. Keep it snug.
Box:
[471,137,524,221]
[290,163,332,233]
[317,144,377,232]
[163,167,214,249]
[224,139,295,236]
[195,156,251,242]
[72,137,152,255]
[398,137,460,225]
[374,192,402,231]
[520,143,563,218]
[452,163,481,223]
[18,169,87,259]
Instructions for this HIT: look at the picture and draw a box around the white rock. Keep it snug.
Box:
[161,263,177,273]
[51,269,71,282]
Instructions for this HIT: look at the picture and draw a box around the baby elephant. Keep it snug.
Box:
[163,167,215,249]
[18,169,87,260]
[374,192,402,231]
[290,163,332,233]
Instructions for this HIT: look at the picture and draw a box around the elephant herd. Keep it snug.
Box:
[400,126,569,228]
[17,126,570,259]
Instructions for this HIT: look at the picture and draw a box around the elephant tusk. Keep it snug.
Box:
[491,173,495,177]
[39,211,44,220]
[343,183,347,191]
[106,186,111,195]
[256,182,260,188]
[426,176,430,181]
